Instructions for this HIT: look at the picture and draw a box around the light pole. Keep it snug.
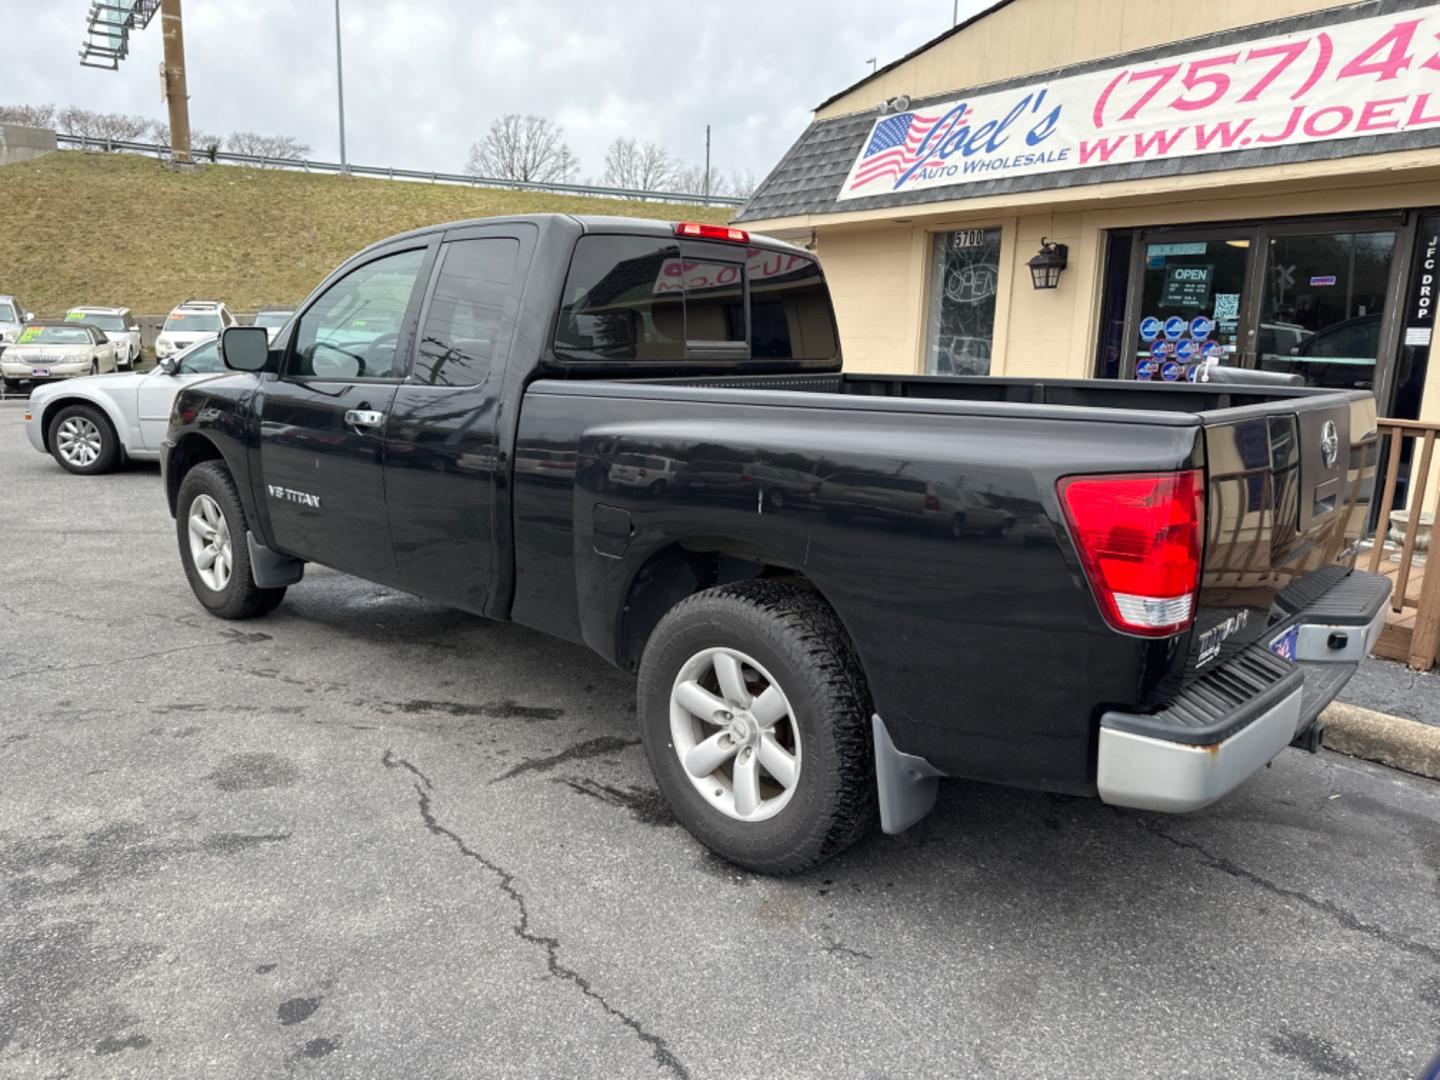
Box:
[334,0,348,172]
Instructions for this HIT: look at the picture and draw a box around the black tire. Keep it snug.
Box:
[48,403,119,475]
[637,581,877,875]
[176,461,286,619]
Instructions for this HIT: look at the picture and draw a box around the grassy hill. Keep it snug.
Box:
[0,152,734,315]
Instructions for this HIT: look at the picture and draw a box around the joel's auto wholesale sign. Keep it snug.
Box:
[838,5,1440,201]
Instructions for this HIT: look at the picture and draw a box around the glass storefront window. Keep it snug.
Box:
[925,227,1001,375]
[1256,230,1397,391]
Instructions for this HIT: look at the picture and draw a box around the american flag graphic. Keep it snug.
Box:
[848,110,949,191]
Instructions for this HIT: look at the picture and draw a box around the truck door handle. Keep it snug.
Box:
[344,408,384,429]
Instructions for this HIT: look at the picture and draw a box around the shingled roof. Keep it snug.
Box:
[736,0,1440,224]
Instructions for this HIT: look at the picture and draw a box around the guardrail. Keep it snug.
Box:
[1368,417,1440,671]
[53,134,748,208]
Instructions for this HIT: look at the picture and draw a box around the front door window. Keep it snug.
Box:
[924,228,1001,376]
[1256,230,1398,390]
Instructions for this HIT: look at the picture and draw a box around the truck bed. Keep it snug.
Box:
[642,371,1360,421]
[517,371,1377,794]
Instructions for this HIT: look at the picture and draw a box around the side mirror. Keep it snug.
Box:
[23,312,33,322]
[220,326,274,373]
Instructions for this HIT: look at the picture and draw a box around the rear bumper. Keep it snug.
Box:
[1097,570,1389,813]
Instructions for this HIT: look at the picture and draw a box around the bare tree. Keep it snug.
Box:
[728,170,760,199]
[674,164,728,198]
[58,107,150,145]
[152,122,223,161]
[465,114,577,184]
[0,103,56,128]
[226,131,311,165]
[603,137,678,191]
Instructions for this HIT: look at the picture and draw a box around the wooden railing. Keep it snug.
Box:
[1368,418,1440,671]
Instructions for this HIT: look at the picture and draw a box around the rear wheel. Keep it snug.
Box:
[176,461,286,619]
[49,404,118,475]
[637,581,876,874]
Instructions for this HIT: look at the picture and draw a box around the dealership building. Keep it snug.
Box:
[737,0,1440,426]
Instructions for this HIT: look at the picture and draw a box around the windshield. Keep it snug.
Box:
[21,327,93,345]
[252,312,293,329]
[165,312,221,332]
[71,313,126,332]
[0,303,18,323]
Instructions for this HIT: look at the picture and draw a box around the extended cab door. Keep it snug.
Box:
[382,224,533,612]
[256,241,435,581]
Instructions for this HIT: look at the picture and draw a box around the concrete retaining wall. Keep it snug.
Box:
[0,125,57,166]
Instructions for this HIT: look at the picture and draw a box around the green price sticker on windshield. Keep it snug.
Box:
[18,327,41,342]
[65,311,85,321]
[351,319,367,328]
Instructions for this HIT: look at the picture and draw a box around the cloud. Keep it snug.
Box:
[7,1,991,180]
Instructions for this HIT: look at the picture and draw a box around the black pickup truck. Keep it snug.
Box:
[163,214,1390,873]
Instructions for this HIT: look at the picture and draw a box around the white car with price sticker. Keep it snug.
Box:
[2,322,116,390]
[24,337,227,475]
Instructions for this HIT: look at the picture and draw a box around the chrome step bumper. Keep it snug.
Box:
[1097,571,1389,813]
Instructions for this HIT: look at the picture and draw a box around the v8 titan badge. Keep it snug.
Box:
[1139,316,1162,342]
[1163,316,1187,341]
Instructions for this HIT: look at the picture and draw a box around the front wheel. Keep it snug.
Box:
[50,404,118,474]
[176,461,286,619]
[637,581,877,875]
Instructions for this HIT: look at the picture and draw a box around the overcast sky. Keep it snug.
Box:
[5,1,993,185]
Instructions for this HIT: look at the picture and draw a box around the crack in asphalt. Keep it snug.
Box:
[1147,821,1440,966]
[0,641,234,683]
[493,736,641,782]
[381,750,689,1080]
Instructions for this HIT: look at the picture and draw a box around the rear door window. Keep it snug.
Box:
[414,238,519,386]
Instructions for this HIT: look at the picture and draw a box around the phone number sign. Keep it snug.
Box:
[838,5,1440,201]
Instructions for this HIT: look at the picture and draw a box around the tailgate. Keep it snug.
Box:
[1186,390,1379,674]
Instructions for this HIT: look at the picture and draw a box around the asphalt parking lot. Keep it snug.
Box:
[2,399,1439,1079]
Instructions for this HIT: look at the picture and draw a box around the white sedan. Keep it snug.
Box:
[24,338,227,475]
[2,322,116,391]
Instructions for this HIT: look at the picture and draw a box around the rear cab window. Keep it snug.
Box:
[553,234,838,365]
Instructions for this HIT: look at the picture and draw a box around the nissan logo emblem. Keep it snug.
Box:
[1320,420,1340,469]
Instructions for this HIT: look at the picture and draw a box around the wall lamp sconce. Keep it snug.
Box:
[1027,238,1069,290]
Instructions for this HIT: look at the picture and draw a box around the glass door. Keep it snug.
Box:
[1253,224,1403,392]
[1124,229,1257,382]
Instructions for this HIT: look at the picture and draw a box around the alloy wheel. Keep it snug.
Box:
[56,415,103,468]
[187,494,233,592]
[669,646,801,822]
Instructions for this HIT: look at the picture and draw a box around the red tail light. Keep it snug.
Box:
[1057,469,1204,637]
[923,494,941,511]
[675,222,749,244]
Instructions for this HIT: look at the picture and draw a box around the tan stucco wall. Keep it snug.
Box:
[817,0,1354,120]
